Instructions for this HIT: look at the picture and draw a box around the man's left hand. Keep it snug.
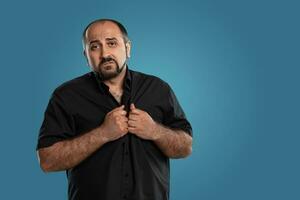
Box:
[128,103,159,140]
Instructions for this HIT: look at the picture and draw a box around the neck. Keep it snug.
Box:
[103,65,127,90]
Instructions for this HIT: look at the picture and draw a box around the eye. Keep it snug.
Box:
[107,41,117,47]
[90,44,100,50]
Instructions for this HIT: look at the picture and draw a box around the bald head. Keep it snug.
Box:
[82,19,129,48]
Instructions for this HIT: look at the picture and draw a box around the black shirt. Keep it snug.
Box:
[37,67,192,200]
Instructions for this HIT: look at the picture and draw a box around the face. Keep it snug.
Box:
[84,21,131,80]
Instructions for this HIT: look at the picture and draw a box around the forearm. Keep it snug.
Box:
[153,123,193,158]
[37,126,109,172]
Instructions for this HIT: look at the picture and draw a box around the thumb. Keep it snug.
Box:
[116,105,125,110]
[130,103,136,110]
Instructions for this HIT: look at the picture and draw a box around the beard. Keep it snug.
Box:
[96,57,126,81]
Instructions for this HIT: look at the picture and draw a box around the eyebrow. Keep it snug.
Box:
[89,40,100,45]
[106,37,118,42]
[89,37,118,45]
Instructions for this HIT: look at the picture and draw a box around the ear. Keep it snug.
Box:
[125,41,131,58]
[83,50,89,67]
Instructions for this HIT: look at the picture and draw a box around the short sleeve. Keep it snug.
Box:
[36,92,76,150]
[163,85,193,136]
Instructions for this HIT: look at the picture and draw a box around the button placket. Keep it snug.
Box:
[120,81,131,200]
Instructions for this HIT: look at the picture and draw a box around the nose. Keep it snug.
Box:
[101,46,111,58]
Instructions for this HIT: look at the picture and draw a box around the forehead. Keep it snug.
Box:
[85,21,123,42]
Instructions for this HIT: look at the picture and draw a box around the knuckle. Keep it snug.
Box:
[117,121,122,127]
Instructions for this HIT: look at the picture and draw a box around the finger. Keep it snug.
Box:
[113,107,127,114]
[108,105,124,115]
[115,110,127,116]
[121,117,129,123]
[121,123,128,130]
[130,109,140,115]
[128,120,137,128]
[130,103,136,110]
[114,105,125,111]
[128,127,137,133]
[128,126,135,131]
[118,118,128,125]
[128,114,138,121]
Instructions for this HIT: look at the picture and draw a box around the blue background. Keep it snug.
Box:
[0,0,299,199]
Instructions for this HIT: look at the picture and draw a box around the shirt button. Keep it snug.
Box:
[123,195,127,199]
[125,173,129,177]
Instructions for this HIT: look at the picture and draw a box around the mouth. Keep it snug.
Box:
[101,61,115,71]
[102,61,115,66]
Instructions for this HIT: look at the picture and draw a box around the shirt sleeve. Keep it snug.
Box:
[36,91,76,150]
[163,85,193,136]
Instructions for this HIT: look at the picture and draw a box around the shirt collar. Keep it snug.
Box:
[93,66,132,94]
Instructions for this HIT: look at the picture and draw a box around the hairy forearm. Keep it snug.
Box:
[37,126,109,172]
[153,123,193,158]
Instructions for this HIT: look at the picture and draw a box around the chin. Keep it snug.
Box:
[102,64,116,71]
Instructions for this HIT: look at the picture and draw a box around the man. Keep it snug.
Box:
[37,19,193,200]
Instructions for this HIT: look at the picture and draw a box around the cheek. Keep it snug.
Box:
[87,53,100,65]
[115,51,127,62]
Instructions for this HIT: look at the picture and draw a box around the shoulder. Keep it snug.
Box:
[52,72,94,97]
[130,69,171,91]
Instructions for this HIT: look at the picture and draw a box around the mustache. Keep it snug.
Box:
[100,57,116,65]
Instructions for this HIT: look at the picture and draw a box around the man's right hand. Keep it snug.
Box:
[100,105,128,142]
[38,105,129,172]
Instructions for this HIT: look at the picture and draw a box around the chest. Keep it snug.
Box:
[70,89,164,135]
